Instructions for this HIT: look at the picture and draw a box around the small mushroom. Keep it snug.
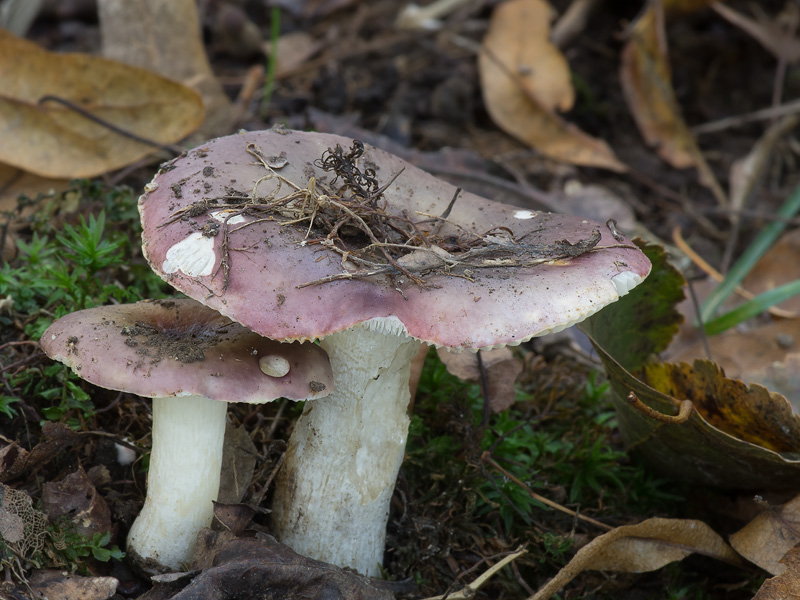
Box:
[138,128,652,575]
[40,298,332,573]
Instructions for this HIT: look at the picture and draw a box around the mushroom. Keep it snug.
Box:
[137,128,651,576]
[40,298,333,573]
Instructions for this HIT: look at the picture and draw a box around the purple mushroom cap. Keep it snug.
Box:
[40,298,332,402]
[139,129,651,350]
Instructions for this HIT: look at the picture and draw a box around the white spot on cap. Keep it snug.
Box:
[513,210,536,220]
[162,232,216,277]
[611,271,642,296]
[211,210,246,225]
[260,355,290,377]
[144,182,159,193]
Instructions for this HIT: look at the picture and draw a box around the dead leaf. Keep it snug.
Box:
[211,2,264,58]
[478,0,626,171]
[217,424,258,505]
[643,359,800,454]
[97,0,230,138]
[26,570,118,600]
[436,347,523,413]
[0,29,203,179]
[729,115,800,216]
[0,163,70,215]
[42,468,112,538]
[531,517,742,600]
[0,422,79,483]
[619,4,727,205]
[753,544,800,600]
[730,494,800,576]
[142,529,394,599]
[743,227,800,313]
[713,3,800,64]
[271,0,359,20]
[669,226,800,408]
[269,32,323,77]
[0,483,49,559]
[212,502,257,535]
[580,243,800,489]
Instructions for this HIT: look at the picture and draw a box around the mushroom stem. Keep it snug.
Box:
[271,322,422,576]
[127,394,227,572]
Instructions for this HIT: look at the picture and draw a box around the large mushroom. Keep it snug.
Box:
[40,298,333,573]
[138,128,651,576]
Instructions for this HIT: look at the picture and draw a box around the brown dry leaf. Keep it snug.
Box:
[0,422,79,483]
[271,0,359,20]
[730,494,800,576]
[0,29,203,179]
[217,424,258,505]
[42,468,112,539]
[753,544,800,600]
[0,163,73,260]
[269,32,323,77]
[713,3,800,64]
[643,359,800,454]
[669,320,800,412]
[531,517,742,600]
[730,115,800,216]
[26,570,118,600]
[98,0,230,138]
[619,4,726,205]
[142,529,394,599]
[581,243,800,489]
[436,347,523,413]
[743,227,800,313]
[478,0,626,171]
[669,227,800,408]
[0,163,70,213]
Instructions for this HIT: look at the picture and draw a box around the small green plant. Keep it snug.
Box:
[403,351,683,561]
[0,181,170,426]
[540,532,573,564]
[55,530,125,566]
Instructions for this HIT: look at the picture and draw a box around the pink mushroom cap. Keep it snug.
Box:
[139,129,651,350]
[40,298,332,402]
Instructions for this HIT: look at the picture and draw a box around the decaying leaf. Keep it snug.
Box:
[743,227,800,313]
[643,360,800,454]
[0,163,70,214]
[752,544,800,600]
[730,115,800,217]
[42,468,112,539]
[143,529,394,599]
[0,422,79,483]
[97,0,231,138]
[730,494,800,576]
[580,243,800,489]
[669,227,800,408]
[532,517,742,600]
[0,483,49,559]
[436,347,523,413]
[0,29,204,179]
[26,570,118,600]
[619,4,726,205]
[217,424,258,505]
[478,0,625,171]
[713,3,800,64]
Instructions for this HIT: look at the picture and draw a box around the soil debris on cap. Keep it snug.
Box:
[158,139,622,291]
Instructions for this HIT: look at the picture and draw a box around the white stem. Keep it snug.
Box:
[127,395,227,572]
[271,324,422,576]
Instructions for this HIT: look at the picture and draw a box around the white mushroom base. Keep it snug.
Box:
[127,395,227,572]
[271,322,422,576]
